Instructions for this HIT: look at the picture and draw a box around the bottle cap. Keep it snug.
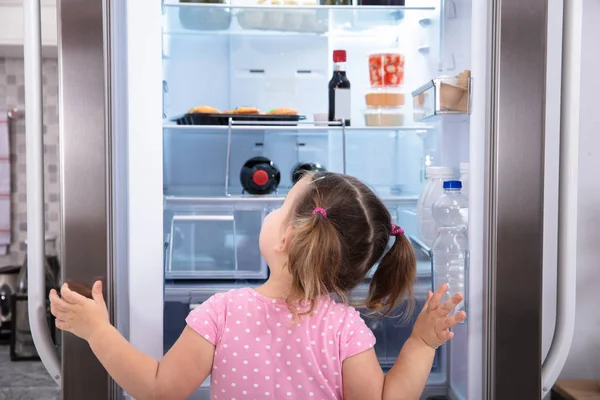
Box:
[333,50,347,63]
[252,170,269,186]
[443,180,462,189]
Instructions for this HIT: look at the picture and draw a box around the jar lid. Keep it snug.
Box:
[426,166,454,177]
[369,49,404,56]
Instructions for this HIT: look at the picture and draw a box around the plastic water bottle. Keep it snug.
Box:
[432,180,468,317]
[418,166,454,247]
[460,162,469,198]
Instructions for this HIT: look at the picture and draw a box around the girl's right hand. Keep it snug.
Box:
[411,283,466,349]
[49,280,111,342]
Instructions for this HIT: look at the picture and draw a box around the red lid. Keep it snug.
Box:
[333,50,346,63]
[252,170,269,186]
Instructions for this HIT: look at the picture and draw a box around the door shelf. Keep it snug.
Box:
[163,2,436,37]
[411,75,472,122]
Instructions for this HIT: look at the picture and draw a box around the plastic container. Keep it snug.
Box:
[368,50,405,87]
[460,162,469,198]
[417,166,454,247]
[365,87,405,108]
[432,180,468,318]
[364,107,404,127]
[313,112,328,125]
[178,1,232,31]
[166,209,268,280]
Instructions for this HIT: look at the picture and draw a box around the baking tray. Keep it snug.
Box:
[173,113,306,126]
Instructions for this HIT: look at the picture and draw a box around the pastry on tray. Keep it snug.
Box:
[267,107,298,115]
[188,105,221,114]
[232,107,261,114]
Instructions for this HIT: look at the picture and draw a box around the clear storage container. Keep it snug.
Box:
[364,107,405,127]
[365,86,405,108]
[368,50,405,87]
[165,208,268,280]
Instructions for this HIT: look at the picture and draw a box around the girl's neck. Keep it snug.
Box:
[255,275,293,301]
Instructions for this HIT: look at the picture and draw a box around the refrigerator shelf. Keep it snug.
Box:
[411,76,472,122]
[164,193,419,208]
[163,123,435,134]
[163,2,435,36]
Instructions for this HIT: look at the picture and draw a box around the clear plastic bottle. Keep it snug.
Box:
[460,162,469,198]
[432,180,468,318]
[418,166,454,247]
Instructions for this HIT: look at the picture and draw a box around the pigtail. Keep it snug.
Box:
[366,231,416,318]
[285,208,344,318]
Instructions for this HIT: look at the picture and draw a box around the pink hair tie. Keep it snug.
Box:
[312,207,327,217]
[391,223,404,236]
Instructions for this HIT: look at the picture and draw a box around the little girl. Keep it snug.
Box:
[50,172,465,400]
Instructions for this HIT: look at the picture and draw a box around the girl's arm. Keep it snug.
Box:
[50,281,213,400]
[381,336,435,399]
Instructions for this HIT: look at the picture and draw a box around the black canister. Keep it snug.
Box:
[291,162,327,185]
[240,157,281,195]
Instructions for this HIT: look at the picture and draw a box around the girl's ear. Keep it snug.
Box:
[274,226,293,253]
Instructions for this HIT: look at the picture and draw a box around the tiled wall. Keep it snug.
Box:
[0,58,61,267]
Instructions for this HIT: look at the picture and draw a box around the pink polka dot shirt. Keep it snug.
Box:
[186,288,376,399]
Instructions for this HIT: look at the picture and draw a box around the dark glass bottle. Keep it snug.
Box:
[240,156,281,195]
[328,50,351,127]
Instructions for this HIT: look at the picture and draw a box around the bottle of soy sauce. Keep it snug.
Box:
[328,50,351,127]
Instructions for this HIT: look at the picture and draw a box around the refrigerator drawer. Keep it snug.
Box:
[349,286,441,373]
[164,284,249,389]
[165,208,268,280]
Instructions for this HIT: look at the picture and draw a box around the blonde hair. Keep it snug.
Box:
[283,172,416,319]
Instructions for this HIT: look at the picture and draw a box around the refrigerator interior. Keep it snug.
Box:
[148,0,478,398]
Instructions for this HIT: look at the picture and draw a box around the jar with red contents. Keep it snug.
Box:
[368,50,405,87]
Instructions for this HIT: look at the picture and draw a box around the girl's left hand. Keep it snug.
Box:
[411,283,467,350]
[49,281,110,342]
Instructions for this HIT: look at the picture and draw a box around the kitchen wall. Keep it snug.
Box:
[0,58,61,268]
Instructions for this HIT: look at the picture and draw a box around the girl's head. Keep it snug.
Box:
[259,172,416,316]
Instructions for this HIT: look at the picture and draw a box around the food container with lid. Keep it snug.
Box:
[368,50,405,87]
[364,107,405,127]
[365,86,405,108]
[178,0,233,31]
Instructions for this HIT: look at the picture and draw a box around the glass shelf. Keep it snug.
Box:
[163,123,435,134]
[163,2,436,36]
[164,193,419,208]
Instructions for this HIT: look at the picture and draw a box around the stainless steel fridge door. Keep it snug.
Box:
[484,0,547,398]
[58,0,112,397]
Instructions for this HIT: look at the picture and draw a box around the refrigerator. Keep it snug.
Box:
[21,0,585,399]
